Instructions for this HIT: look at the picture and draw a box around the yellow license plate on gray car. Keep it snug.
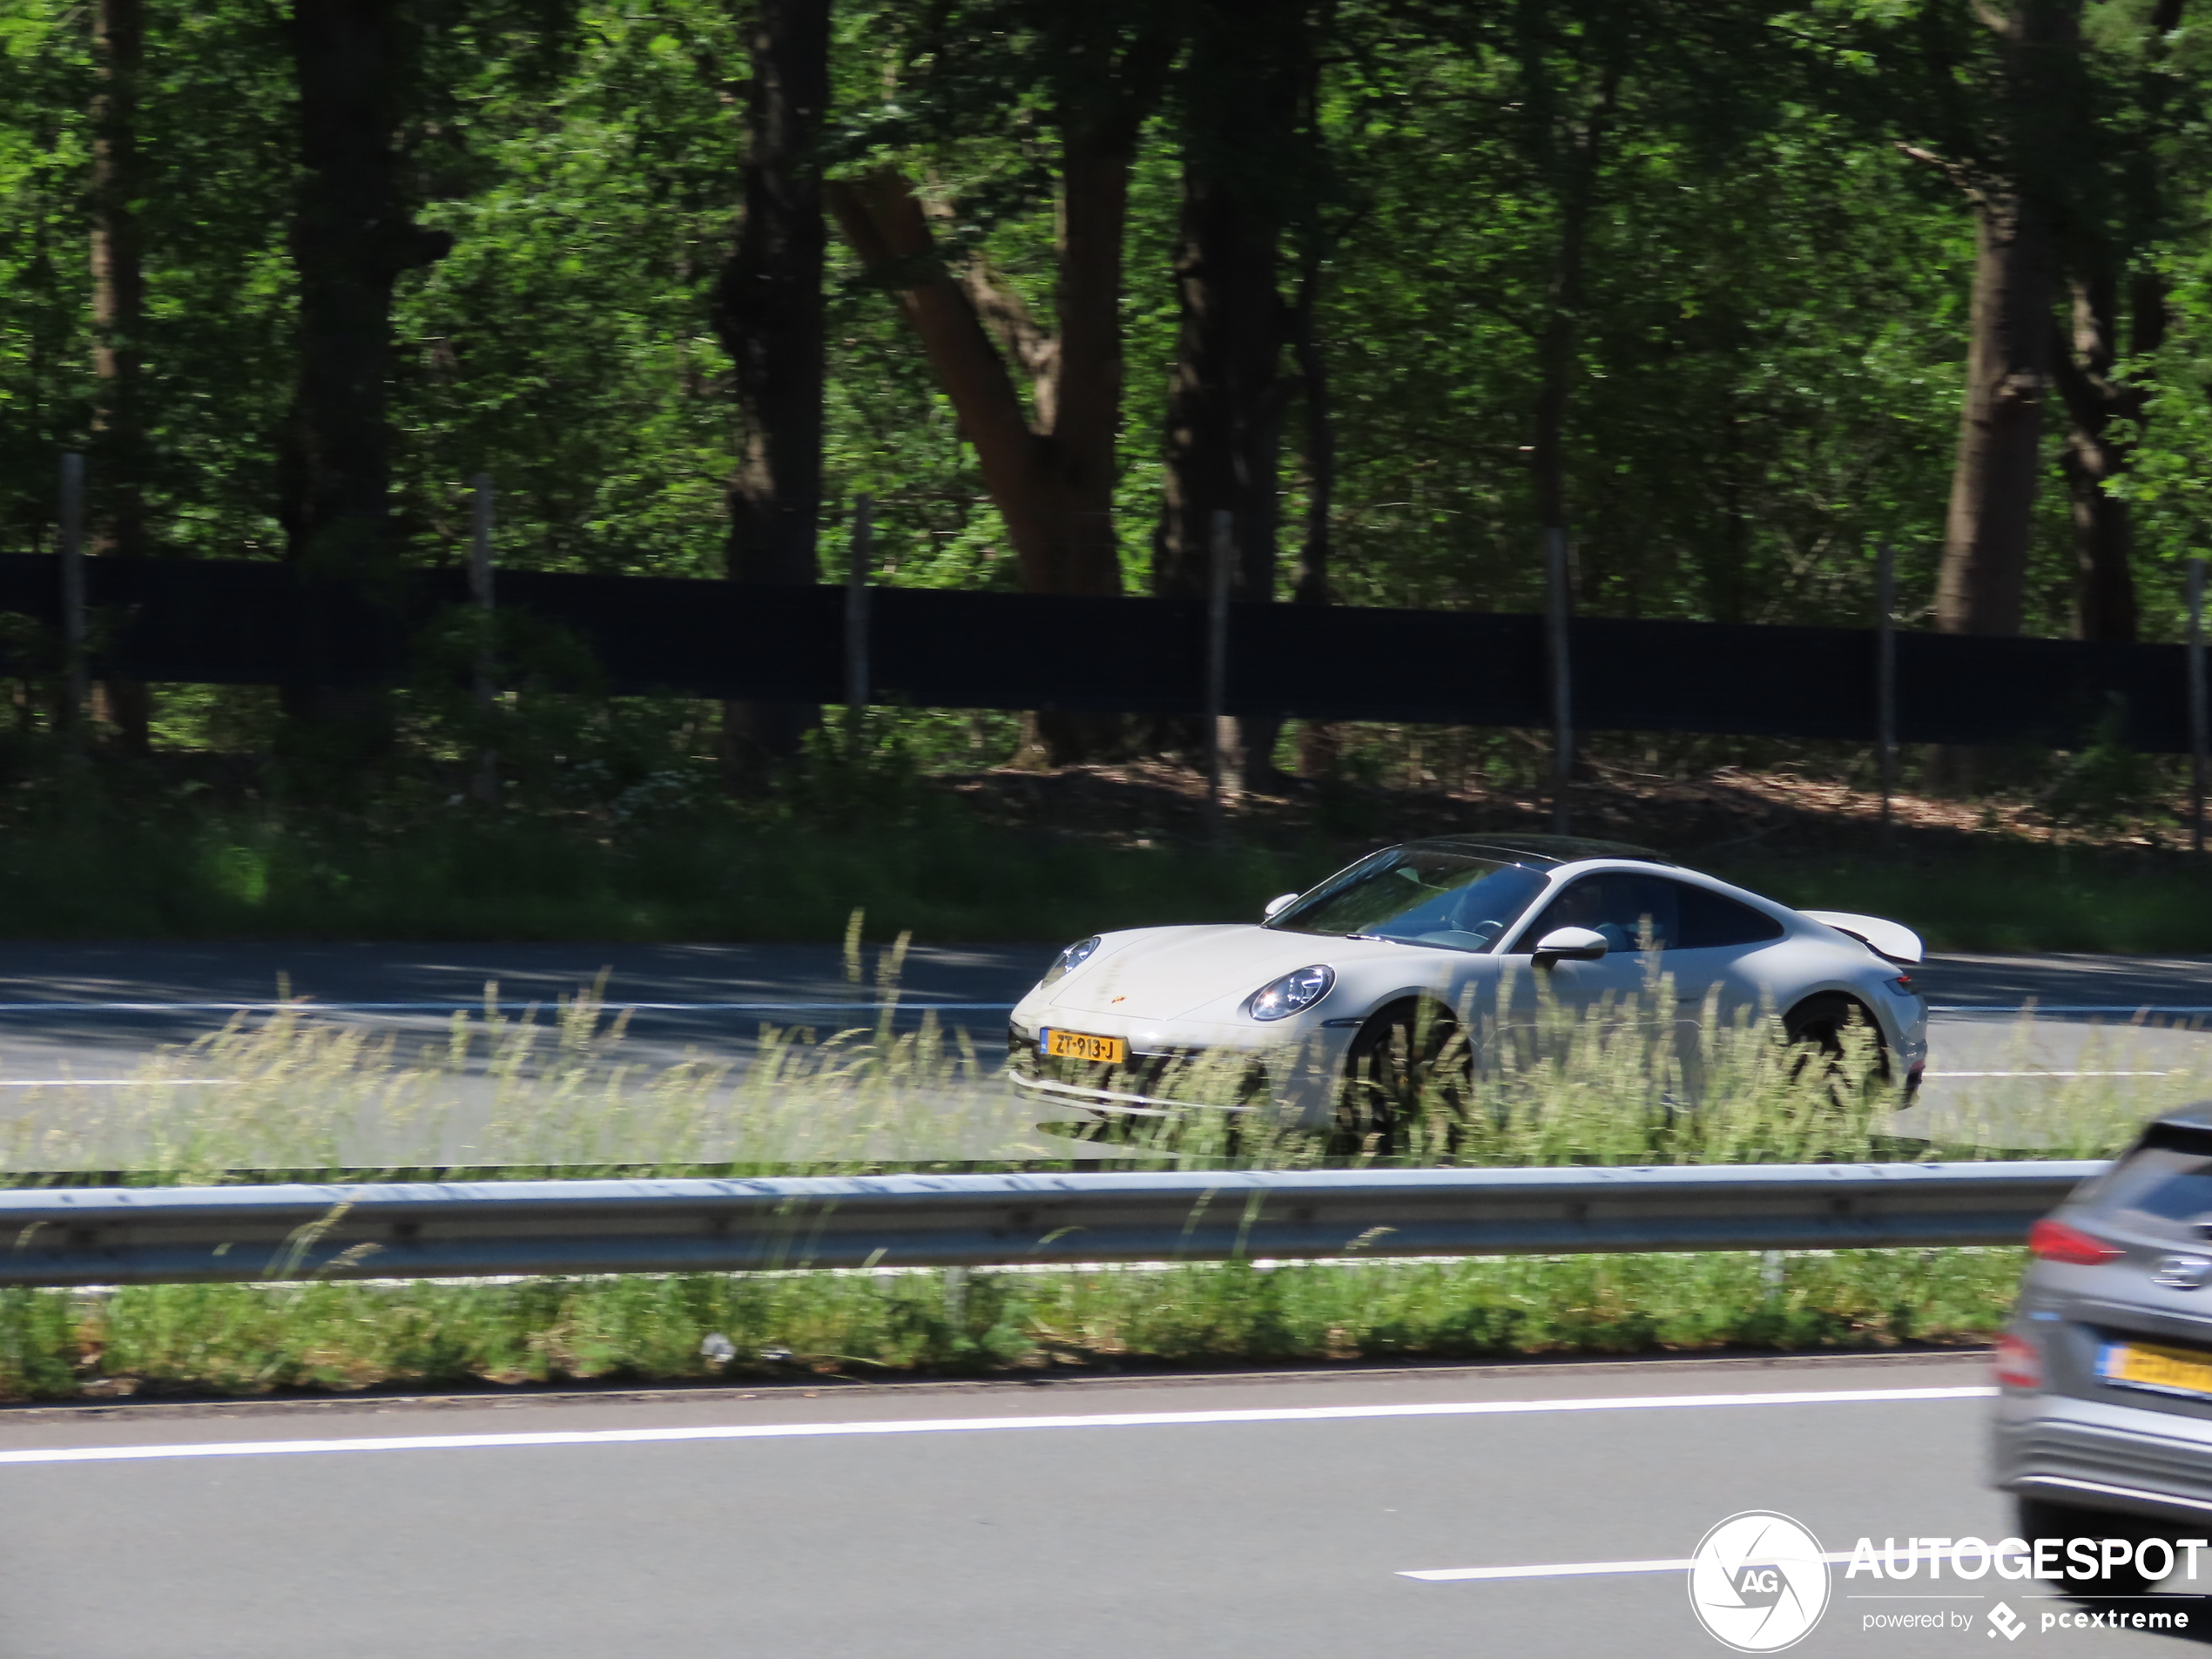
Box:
[1043,1029,1125,1064]
[2099,1340,2212,1398]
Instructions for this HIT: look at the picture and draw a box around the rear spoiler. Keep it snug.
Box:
[1799,909,1924,966]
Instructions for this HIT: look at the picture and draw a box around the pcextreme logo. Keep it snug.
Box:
[1688,1511,1831,1653]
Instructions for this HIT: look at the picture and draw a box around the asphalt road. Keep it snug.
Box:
[0,939,2198,1062]
[0,1354,2189,1657]
[0,943,2207,1166]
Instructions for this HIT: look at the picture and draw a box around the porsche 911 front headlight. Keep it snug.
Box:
[1247,964,1334,1021]
[1042,936,1103,987]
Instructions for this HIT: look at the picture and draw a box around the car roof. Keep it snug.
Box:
[2150,1101,2212,1133]
[1399,833,1679,869]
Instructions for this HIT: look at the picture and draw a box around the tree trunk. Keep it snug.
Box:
[1932,0,2087,644]
[1932,194,2057,639]
[711,0,830,779]
[90,0,145,560]
[1156,172,1286,781]
[1289,264,1333,614]
[1290,248,1339,778]
[1157,175,1285,609]
[1527,66,1620,566]
[2052,273,2148,643]
[1047,123,1136,601]
[1156,0,1305,786]
[89,0,150,750]
[2046,0,2185,645]
[828,167,1132,605]
[827,158,1141,762]
[825,18,1165,765]
[1912,0,2083,790]
[280,0,449,743]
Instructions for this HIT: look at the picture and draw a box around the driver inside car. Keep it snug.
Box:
[1527,873,1676,954]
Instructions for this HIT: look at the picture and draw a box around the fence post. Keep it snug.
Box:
[1877,542,1898,846]
[845,495,873,743]
[1544,527,1571,834]
[469,474,496,804]
[57,452,87,742]
[2191,556,2207,855]
[1206,509,1234,843]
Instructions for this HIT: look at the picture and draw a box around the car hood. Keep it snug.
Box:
[1043,924,1381,1022]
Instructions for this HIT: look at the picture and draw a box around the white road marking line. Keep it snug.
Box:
[0,1001,1015,1015]
[1931,1005,2212,1015]
[0,1079,233,1087]
[1402,1549,1866,1583]
[0,1384,1993,1467]
[1923,1070,2173,1078]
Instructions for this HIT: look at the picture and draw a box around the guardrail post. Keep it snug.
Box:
[1877,542,1897,846]
[2191,556,2206,854]
[1544,527,1571,833]
[469,473,496,804]
[845,494,873,743]
[941,1264,969,1327]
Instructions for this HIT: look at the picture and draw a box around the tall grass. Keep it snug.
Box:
[0,972,2182,1182]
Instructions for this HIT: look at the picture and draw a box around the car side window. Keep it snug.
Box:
[1521,873,1680,953]
[1670,884,1786,949]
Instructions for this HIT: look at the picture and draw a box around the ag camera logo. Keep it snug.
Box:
[1688,1511,1831,1652]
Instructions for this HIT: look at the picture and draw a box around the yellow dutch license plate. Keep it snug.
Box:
[2100,1340,2212,1399]
[1043,1028,1126,1065]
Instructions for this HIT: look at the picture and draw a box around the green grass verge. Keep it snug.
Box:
[0,1251,2019,1402]
[0,807,1295,941]
[0,793,2201,949]
[1719,842,2212,956]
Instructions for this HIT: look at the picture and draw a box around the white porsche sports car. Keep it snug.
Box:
[1008,834,1928,1136]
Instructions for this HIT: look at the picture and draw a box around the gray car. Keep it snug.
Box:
[1994,1102,2212,1594]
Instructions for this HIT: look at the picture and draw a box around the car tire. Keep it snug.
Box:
[1779,993,1889,1091]
[2017,1494,2167,1596]
[1334,999,1469,1156]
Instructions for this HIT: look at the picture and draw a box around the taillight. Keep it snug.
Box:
[2028,1218,2123,1265]
[1994,1332,2042,1388]
[1888,974,1913,993]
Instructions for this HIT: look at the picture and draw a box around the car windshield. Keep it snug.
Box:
[1265,848,1552,953]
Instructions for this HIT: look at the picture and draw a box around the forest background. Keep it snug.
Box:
[0,0,2208,947]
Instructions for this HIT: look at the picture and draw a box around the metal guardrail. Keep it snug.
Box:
[0,1161,2107,1287]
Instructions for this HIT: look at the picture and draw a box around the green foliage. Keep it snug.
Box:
[0,1249,2021,1399]
[0,0,2184,632]
[2039,698,2168,827]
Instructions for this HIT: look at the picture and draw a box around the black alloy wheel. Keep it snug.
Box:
[1779,993,1890,1093]
[1334,999,1471,1155]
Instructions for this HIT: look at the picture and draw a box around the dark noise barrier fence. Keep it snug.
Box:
[0,553,2196,752]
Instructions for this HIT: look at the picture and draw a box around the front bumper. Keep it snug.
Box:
[1003,1013,1348,1129]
